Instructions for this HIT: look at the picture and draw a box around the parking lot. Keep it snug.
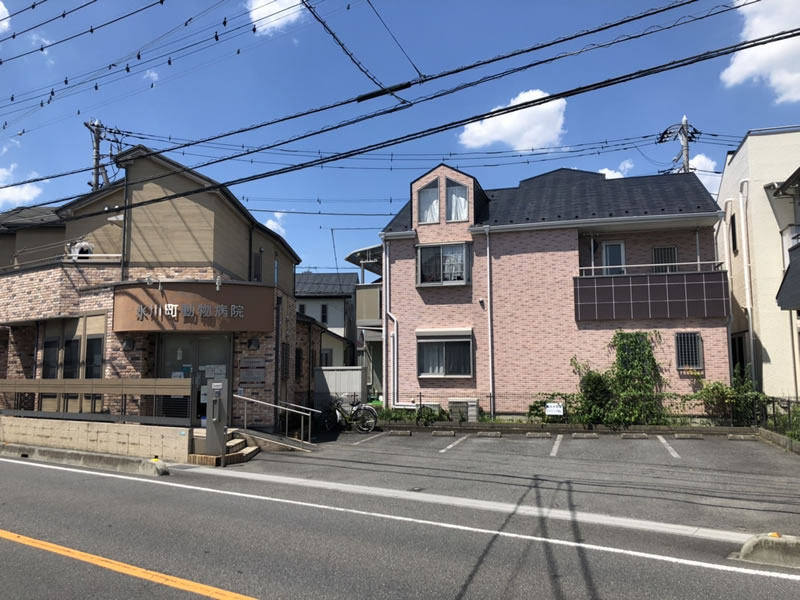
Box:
[230,430,800,540]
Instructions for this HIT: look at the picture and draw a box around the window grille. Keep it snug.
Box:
[676,332,703,370]
[652,246,678,273]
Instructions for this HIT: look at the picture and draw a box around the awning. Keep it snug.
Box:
[777,246,800,310]
[415,327,473,337]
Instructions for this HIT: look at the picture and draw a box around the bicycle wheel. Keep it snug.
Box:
[318,409,336,432]
[353,406,377,433]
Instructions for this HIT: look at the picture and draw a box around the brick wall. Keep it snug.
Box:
[295,318,324,406]
[386,226,731,414]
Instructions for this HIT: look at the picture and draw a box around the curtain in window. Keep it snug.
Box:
[447,183,468,221]
[419,185,439,223]
[420,246,442,283]
[419,343,444,375]
[445,341,470,375]
[442,245,464,281]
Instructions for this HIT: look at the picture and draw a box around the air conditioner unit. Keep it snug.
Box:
[448,398,478,422]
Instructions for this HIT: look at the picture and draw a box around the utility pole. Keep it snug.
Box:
[657,115,700,173]
[84,120,104,191]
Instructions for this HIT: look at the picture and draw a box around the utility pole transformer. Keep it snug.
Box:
[657,115,700,174]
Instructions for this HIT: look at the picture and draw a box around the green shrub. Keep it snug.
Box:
[693,365,765,426]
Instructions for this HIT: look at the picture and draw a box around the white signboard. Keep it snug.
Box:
[545,402,564,416]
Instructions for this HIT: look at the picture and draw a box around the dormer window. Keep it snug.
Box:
[446,179,468,222]
[418,180,439,224]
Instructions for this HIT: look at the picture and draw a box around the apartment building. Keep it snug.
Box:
[295,272,357,366]
[0,145,300,429]
[717,127,800,397]
[379,164,730,414]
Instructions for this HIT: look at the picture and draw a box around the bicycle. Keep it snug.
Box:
[318,395,378,433]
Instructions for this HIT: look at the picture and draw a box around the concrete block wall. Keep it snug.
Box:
[0,416,191,462]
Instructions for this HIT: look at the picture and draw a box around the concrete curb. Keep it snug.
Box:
[526,432,552,439]
[620,433,648,439]
[738,533,800,569]
[476,431,502,438]
[759,428,800,456]
[728,434,759,441]
[377,421,756,436]
[572,433,599,439]
[431,431,456,437]
[0,442,169,476]
[674,433,705,440]
[388,430,412,436]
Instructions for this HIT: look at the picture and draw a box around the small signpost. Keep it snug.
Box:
[545,402,564,416]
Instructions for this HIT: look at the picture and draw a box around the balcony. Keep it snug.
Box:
[574,261,729,321]
[356,283,381,327]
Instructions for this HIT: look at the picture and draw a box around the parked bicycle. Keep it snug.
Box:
[318,395,378,433]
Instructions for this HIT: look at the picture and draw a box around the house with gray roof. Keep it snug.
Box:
[369,163,731,415]
[295,271,359,366]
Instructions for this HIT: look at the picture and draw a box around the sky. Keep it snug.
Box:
[1,0,799,282]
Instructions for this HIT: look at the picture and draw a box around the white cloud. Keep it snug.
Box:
[689,153,721,196]
[265,212,286,236]
[247,0,304,36]
[0,2,9,33]
[142,69,159,84]
[0,163,44,208]
[30,32,54,56]
[598,159,634,179]
[720,0,800,103]
[458,89,567,149]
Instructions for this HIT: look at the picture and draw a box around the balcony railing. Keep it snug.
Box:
[574,261,729,321]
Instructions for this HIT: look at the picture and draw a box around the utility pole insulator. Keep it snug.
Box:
[84,120,104,191]
[657,115,700,174]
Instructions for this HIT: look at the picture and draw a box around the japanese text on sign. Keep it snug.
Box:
[136,303,245,321]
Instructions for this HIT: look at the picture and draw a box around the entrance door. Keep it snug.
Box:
[159,334,231,426]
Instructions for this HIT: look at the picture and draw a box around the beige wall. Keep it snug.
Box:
[67,187,125,256]
[321,331,348,366]
[717,131,800,396]
[0,234,16,267]
[0,417,191,462]
[252,229,295,295]
[14,228,66,266]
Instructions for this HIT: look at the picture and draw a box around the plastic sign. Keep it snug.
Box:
[545,402,564,416]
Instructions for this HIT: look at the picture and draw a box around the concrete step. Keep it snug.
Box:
[226,438,246,453]
[187,445,260,467]
[234,429,314,453]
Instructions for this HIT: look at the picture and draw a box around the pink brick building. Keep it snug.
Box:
[377,165,730,415]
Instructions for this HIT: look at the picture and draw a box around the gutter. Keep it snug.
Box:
[385,240,398,407]
[468,211,722,235]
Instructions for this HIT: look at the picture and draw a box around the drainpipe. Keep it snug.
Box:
[695,228,701,271]
[483,226,495,419]
[385,240,398,407]
[274,294,282,430]
[738,179,757,388]
[721,199,735,382]
[120,168,129,281]
[247,223,254,281]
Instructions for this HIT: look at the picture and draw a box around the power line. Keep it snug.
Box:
[364,0,422,78]
[0,1,50,25]
[0,0,746,191]
[0,0,100,45]
[0,0,167,66]
[300,0,407,103]
[13,23,797,232]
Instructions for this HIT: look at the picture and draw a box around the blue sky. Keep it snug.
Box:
[1,0,799,280]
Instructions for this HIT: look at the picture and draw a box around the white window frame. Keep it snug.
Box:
[418,180,440,224]
[675,332,704,370]
[602,241,626,275]
[445,179,469,223]
[417,337,473,378]
[416,243,471,286]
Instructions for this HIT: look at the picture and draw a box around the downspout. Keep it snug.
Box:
[738,179,757,387]
[695,228,701,271]
[483,226,495,418]
[273,294,282,430]
[120,167,129,281]
[385,240,398,408]
[381,240,388,407]
[247,223,254,280]
[721,199,735,382]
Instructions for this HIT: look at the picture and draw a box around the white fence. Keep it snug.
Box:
[313,366,367,410]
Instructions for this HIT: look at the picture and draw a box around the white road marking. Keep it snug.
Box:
[0,457,795,582]
[352,432,387,446]
[657,435,681,459]
[1,457,750,544]
[550,434,563,457]
[439,434,470,453]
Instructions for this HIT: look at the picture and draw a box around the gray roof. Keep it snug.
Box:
[295,272,359,297]
[383,168,718,232]
[0,206,61,231]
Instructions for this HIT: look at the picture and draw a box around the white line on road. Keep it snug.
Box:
[550,434,563,457]
[439,434,470,453]
[0,457,795,582]
[657,435,681,459]
[352,432,387,446]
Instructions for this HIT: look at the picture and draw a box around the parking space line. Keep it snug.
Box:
[657,435,681,459]
[352,432,387,446]
[550,434,563,457]
[439,434,470,453]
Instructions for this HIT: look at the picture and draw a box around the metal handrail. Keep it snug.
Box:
[234,394,317,445]
[279,400,322,414]
[579,260,723,276]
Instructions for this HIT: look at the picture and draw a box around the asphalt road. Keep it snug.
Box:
[1,433,799,599]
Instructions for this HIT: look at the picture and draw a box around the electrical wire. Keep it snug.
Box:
[0,1,50,25]
[0,1,167,66]
[9,23,795,231]
[0,0,100,45]
[364,0,422,78]
[0,0,748,191]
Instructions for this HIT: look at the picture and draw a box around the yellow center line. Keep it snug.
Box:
[0,528,257,600]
